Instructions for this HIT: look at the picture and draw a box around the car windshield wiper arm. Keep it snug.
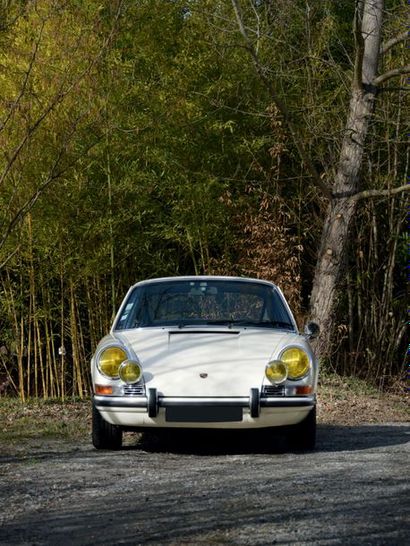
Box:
[205,319,235,328]
[207,319,293,329]
[177,321,205,329]
[176,319,294,329]
[252,320,294,329]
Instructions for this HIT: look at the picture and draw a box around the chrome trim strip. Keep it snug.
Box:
[160,397,249,407]
[94,395,148,408]
[260,397,314,408]
[169,330,240,335]
[93,394,315,409]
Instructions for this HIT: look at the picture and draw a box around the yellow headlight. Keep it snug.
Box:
[98,347,127,378]
[281,348,310,380]
[265,360,288,384]
[119,360,142,384]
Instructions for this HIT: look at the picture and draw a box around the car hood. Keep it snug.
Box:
[112,328,300,397]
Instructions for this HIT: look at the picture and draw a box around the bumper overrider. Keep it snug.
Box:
[93,388,315,425]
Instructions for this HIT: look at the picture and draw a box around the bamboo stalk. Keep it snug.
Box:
[36,319,46,398]
[60,258,65,401]
[69,280,83,398]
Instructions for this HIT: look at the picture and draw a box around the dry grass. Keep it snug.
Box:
[0,398,91,447]
[0,375,407,447]
[317,374,409,425]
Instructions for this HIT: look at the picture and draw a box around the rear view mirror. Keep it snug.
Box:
[304,321,320,340]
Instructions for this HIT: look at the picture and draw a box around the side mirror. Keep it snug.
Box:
[304,321,320,340]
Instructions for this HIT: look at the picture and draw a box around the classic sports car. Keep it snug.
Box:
[91,276,319,450]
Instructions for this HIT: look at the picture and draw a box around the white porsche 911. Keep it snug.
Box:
[91,276,319,450]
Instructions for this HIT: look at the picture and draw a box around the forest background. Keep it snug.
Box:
[0,0,408,401]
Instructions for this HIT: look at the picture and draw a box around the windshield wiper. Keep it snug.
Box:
[206,319,293,329]
[177,320,204,329]
[176,319,294,330]
[251,320,294,329]
[205,319,235,328]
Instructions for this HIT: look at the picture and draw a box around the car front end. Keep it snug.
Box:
[91,276,319,449]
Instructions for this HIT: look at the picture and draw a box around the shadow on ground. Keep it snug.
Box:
[132,423,409,455]
[0,423,408,463]
[0,424,408,546]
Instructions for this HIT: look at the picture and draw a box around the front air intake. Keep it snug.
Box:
[123,383,145,396]
[261,385,285,397]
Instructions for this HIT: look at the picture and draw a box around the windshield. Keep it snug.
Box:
[115,279,295,331]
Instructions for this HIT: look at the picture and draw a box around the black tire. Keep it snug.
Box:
[92,403,122,450]
[289,406,316,451]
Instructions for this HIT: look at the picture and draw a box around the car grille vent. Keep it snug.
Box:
[261,385,285,397]
[123,383,145,396]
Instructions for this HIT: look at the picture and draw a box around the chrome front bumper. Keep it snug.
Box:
[93,393,315,410]
[93,390,315,427]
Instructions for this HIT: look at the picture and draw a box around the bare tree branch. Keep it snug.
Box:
[0,245,20,270]
[373,64,410,85]
[0,19,45,133]
[231,0,248,42]
[350,183,410,202]
[0,97,61,190]
[230,0,331,199]
[0,1,27,32]
[0,119,101,256]
[380,31,408,55]
[0,0,124,191]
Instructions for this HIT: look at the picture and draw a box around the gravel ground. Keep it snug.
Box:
[0,423,409,545]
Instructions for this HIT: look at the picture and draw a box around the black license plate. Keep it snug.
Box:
[165,406,243,423]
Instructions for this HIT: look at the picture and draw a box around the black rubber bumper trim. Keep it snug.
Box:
[249,388,260,417]
[148,388,159,417]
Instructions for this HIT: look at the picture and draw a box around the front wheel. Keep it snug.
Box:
[92,403,122,450]
[289,406,316,451]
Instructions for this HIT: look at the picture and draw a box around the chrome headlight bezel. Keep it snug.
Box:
[118,359,143,384]
[278,346,311,381]
[96,345,128,379]
[265,360,288,385]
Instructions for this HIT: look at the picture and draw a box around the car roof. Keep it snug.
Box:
[130,276,278,290]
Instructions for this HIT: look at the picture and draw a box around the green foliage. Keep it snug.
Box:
[0,0,407,397]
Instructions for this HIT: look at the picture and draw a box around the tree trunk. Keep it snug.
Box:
[309,0,383,357]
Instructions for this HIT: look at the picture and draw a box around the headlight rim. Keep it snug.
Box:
[279,346,311,381]
[265,359,288,385]
[96,345,128,379]
[118,359,143,385]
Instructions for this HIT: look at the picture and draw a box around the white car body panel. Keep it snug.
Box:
[91,276,319,434]
[113,328,298,397]
[98,406,311,429]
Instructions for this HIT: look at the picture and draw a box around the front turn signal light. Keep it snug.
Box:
[95,385,113,395]
[265,360,288,384]
[295,385,313,395]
